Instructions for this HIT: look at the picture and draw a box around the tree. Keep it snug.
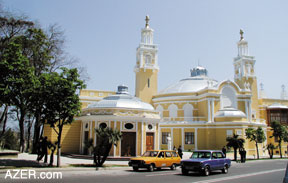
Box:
[245,127,266,159]
[270,121,288,158]
[226,133,245,161]
[45,68,85,167]
[266,143,276,159]
[90,127,122,167]
[0,41,36,152]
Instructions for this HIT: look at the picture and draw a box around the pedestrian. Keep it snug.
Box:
[243,148,246,163]
[222,146,227,157]
[239,148,244,163]
[178,145,183,159]
[37,136,48,163]
[173,146,177,152]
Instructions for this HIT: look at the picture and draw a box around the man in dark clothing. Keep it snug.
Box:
[178,145,183,159]
[37,136,48,163]
[222,146,227,157]
[243,148,246,163]
[239,148,244,163]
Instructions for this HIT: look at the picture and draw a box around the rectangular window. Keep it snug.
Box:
[236,130,242,135]
[162,132,170,144]
[226,130,233,137]
[98,93,103,97]
[148,78,150,88]
[185,132,194,144]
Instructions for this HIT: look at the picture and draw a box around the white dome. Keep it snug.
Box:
[267,103,288,109]
[214,107,246,118]
[86,85,154,111]
[159,76,218,94]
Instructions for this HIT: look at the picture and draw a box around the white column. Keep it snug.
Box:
[119,121,122,157]
[171,128,174,150]
[249,101,252,122]
[211,99,215,122]
[245,100,249,121]
[141,121,144,155]
[208,99,211,122]
[113,121,116,157]
[194,128,198,150]
[182,128,184,150]
[158,125,161,150]
[79,121,83,154]
[136,122,138,156]
[89,121,92,139]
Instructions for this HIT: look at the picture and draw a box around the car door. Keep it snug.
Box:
[217,152,225,169]
[156,151,166,167]
[210,152,219,170]
[165,151,173,167]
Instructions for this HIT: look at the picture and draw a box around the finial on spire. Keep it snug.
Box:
[145,15,150,28]
[240,29,244,40]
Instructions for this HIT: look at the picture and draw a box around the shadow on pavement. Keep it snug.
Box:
[0,159,49,168]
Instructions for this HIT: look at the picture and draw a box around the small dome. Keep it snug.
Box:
[159,67,217,94]
[214,107,246,118]
[190,66,208,77]
[87,85,154,111]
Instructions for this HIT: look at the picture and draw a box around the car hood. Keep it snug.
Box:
[130,157,157,161]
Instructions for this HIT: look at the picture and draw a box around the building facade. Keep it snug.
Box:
[44,16,288,157]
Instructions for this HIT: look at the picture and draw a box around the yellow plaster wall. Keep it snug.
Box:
[135,69,158,103]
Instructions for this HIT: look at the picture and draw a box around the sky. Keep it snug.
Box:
[2,0,288,99]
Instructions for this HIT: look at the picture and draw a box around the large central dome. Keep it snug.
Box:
[159,66,218,94]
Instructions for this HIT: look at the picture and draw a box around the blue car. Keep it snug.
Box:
[181,150,231,176]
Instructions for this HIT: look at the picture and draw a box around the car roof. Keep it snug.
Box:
[192,150,222,152]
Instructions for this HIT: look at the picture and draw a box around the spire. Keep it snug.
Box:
[259,83,267,98]
[237,29,249,56]
[145,15,150,28]
[281,85,287,100]
[240,29,244,41]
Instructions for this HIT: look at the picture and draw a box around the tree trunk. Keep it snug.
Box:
[0,106,8,138]
[279,140,282,158]
[256,142,259,159]
[32,114,41,154]
[99,143,112,166]
[26,120,32,152]
[234,147,237,161]
[19,112,25,153]
[57,124,63,167]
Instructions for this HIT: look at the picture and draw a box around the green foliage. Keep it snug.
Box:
[245,127,266,159]
[226,133,245,161]
[92,127,122,167]
[270,121,288,158]
[0,129,19,150]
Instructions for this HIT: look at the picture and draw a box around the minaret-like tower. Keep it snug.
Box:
[135,15,159,103]
[234,29,259,120]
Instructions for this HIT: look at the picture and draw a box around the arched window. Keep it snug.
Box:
[156,105,163,118]
[221,86,237,109]
[168,104,178,119]
[183,104,193,121]
[145,54,152,65]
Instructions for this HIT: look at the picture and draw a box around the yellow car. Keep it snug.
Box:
[128,150,181,171]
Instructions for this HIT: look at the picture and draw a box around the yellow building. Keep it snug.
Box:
[44,16,288,158]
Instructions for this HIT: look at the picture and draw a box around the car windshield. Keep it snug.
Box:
[142,151,158,157]
[191,152,211,159]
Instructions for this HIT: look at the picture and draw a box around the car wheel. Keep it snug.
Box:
[148,164,154,172]
[157,167,161,171]
[203,166,210,176]
[133,167,138,171]
[170,164,176,170]
[182,167,188,175]
[222,165,228,174]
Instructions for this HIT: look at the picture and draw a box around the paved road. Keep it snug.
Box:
[0,159,287,183]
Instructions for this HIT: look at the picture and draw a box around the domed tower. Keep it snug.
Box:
[233,29,259,120]
[135,15,159,103]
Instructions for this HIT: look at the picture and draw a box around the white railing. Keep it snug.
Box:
[161,117,206,122]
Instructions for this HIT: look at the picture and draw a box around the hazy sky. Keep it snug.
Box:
[2,0,288,99]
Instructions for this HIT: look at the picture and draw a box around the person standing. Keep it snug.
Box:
[239,148,244,163]
[178,145,183,159]
[222,146,227,157]
[243,148,246,163]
